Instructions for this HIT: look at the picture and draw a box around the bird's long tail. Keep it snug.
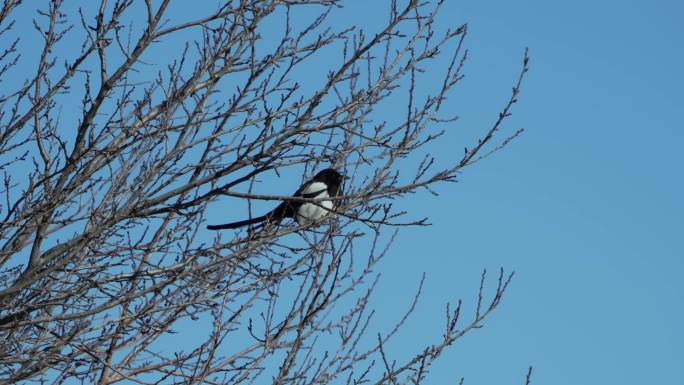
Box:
[206,214,271,230]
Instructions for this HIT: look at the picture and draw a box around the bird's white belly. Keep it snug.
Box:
[296,188,333,226]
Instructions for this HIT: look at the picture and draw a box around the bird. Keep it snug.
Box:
[206,168,343,230]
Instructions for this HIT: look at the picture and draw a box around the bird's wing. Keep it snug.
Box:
[298,181,328,199]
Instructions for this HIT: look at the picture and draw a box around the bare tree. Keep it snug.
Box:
[0,0,528,383]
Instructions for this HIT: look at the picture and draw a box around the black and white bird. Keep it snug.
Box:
[206,168,343,230]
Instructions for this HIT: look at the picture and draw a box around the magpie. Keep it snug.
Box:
[207,168,343,230]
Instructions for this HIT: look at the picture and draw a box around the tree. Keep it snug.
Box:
[0,0,528,383]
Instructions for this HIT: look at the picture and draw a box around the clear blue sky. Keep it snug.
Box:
[318,1,684,384]
[8,1,683,384]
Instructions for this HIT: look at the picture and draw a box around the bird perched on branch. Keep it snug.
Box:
[207,168,344,230]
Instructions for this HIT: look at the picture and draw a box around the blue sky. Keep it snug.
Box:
[5,0,683,383]
[363,0,683,384]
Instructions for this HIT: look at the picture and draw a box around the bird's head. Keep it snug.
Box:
[315,168,344,186]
